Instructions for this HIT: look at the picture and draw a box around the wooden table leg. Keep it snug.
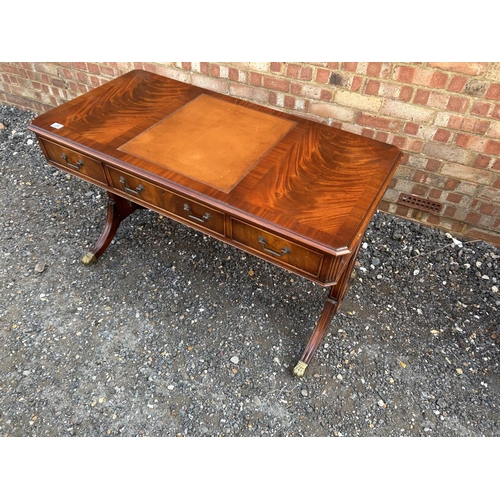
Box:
[293,238,363,378]
[82,192,143,265]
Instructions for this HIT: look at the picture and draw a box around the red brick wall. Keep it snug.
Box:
[2,62,500,247]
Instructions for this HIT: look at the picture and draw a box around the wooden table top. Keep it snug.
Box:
[29,69,402,255]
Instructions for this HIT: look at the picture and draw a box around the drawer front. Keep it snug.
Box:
[231,218,323,277]
[40,139,107,185]
[107,168,225,235]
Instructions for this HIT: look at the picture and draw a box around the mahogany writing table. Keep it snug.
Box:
[28,69,402,377]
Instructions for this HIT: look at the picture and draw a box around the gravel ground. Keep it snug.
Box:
[1,104,499,438]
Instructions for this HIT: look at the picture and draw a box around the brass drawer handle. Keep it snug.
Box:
[183,203,211,223]
[258,236,291,257]
[61,152,84,170]
[119,176,145,196]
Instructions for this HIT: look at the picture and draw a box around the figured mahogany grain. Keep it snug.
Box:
[29,69,402,256]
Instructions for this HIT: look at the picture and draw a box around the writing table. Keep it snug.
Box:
[28,69,402,377]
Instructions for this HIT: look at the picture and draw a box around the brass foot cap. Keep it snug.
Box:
[293,361,308,378]
[82,252,97,266]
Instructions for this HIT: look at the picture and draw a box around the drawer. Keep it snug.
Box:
[231,218,324,278]
[40,139,107,185]
[107,167,225,235]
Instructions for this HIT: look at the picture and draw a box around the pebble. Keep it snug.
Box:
[34,263,45,273]
[230,356,239,364]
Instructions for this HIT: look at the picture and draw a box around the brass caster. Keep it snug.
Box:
[82,252,97,266]
[293,361,308,378]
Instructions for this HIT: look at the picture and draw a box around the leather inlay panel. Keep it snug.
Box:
[118,94,296,193]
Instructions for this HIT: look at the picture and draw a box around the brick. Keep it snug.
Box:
[414,89,429,105]
[381,100,434,122]
[465,211,483,224]
[399,86,414,102]
[404,122,419,135]
[342,63,358,72]
[33,62,59,76]
[444,206,457,217]
[441,163,494,185]
[474,155,493,169]
[156,67,190,83]
[485,83,500,100]
[263,76,289,92]
[361,128,376,139]
[447,75,467,92]
[485,140,500,155]
[309,101,356,122]
[447,192,463,204]
[285,64,300,78]
[366,62,382,77]
[334,90,382,113]
[228,82,268,104]
[299,66,312,81]
[413,184,430,197]
[210,64,220,77]
[479,202,500,216]
[478,186,500,203]
[423,143,476,165]
[320,89,333,101]
[328,73,348,87]
[447,95,469,112]
[428,63,488,75]
[299,84,323,100]
[445,176,460,190]
[433,129,451,143]
[191,74,229,94]
[250,72,262,86]
[390,135,407,149]
[351,76,363,91]
[487,121,500,139]
[394,162,413,179]
[486,62,500,80]
[375,131,389,143]
[355,112,401,131]
[98,64,115,78]
[87,63,100,74]
[394,65,415,83]
[462,79,489,98]
[294,98,308,112]
[270,62,283,73]
[284,95,295,109]
[142,63,157,73]
[284,63,300,78]
[231,63,268,72]
[72,62,87,72]
[365,80,380,95]
[465,228,500,247]
[427,91,449,109]
[315,68,330,84]
[470,101,492,117]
